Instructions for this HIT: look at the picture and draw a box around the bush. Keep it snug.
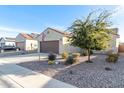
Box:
[48,53,56,61]
[72,53,80,58]
[61,52,68,59]
[48,60,55,65]
[73,57,79,64]
[81,49,93,56]
[106,54,119,63]
[65,54,80,65]
[65,56,74,65]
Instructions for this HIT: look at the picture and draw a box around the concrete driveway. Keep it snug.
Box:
[0,53,76,88]
[0,53,49,64]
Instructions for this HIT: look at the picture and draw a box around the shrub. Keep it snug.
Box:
[65,54,80,65]
[73,57,79,63]
[106,54,119,63]
[48,53,56,61]
[61,51,68,59]
[65,56,74,65]
[48,60,55,65]
[72,53,80,58]
[81,49,93,56]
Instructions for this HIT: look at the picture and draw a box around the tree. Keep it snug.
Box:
[68,10,113,62]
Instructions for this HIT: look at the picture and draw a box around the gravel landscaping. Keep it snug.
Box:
[17,54,124,88]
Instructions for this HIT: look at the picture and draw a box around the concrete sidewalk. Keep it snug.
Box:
[0,62,76,88]
[0,72,22,88]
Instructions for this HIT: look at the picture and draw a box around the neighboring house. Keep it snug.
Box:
[118,43,124,53]
[108,28,120,53]
[0,37,16,48]
[0,38,5,48]
[93,28,120,53]
[37,27,81,54]
[16,33,38,51]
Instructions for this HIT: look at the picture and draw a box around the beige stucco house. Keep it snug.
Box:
[37,27,81,54]
[37,27,120,54]
[16,33,38,51]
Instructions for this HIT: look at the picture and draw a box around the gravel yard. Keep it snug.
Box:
[17,54,124,88]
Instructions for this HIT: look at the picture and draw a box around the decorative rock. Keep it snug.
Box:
[18,55,124,88]
[69,70,73,74]
[55,61,60,64]
[105,67,112,71]
[1,49,4,53]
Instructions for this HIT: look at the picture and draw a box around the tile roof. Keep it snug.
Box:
[20,33,33,40]
[46,27,70,36]
[30,33,40,39]
[5,37,16,42]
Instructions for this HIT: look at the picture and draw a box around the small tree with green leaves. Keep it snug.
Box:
[68,10,113,63]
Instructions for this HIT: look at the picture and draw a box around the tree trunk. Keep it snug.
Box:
[87,49,91,62]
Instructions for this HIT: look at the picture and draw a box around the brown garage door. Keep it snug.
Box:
[40,40,59,54]
[16,42,25,50]
[119,44,124,52]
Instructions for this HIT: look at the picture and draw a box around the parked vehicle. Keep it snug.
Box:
[0,45,20,51]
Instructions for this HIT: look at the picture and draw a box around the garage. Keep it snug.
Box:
[40,40,59,54]
[16,42,25,50]
[118,44,124,53]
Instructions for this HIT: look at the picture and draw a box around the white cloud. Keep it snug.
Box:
[0,26,33,33]
[112,5,124,17]
[0,26,37,38]
[0,31,16,38]
[43,23,66,31]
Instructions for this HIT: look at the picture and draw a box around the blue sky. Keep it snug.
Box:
[0,5,124,42]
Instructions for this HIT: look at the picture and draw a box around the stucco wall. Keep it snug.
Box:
[37,41,41,53]
[16,34,26,42]
[16,34,26,50]
[25,40,38,51]
[108,34,119,53]
[37,29,63,41]
[59,36,81,54]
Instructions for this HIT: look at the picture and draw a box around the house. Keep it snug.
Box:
[118,43,124,53]
[16,33,38,51]
[93,28,120,54]
[37,27,120,54]
[108,28,120,53]
[37,27,81,54]
[30,33,40,39]
[0,37,16,48]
